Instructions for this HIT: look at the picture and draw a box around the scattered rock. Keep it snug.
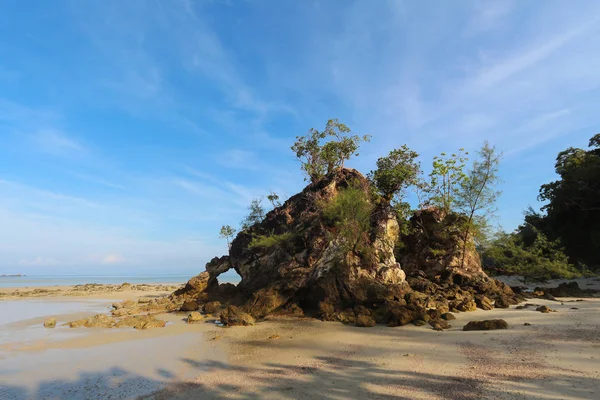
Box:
[187,312,203,324]
[515,305,526,310]
[43,318,56,328]
[412,319,427,326]
[475,295,494,311]
[268,334,280,340]
[463,319,508,331]
[570,307,579,310]
[220,306,255,326]
[114,315,166,330]
[524,323,531,326]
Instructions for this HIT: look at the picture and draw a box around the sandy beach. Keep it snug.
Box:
[1,279,599,400]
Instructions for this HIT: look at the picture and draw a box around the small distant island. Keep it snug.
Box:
[0,274,25,277]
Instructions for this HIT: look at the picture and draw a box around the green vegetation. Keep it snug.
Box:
[483,133,600,278]
[249,232,295,249]
[240,199,266,231]
[266,191,281,208]
[321,183,374,259]
[291,119,371,183]
[219,225,236,249]
[481,225,581,283]
[368,145,420,202]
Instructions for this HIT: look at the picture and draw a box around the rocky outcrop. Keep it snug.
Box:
[172,168,522,327]
[201,169,408,317]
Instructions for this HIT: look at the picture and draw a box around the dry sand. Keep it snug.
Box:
[1,281,599,399]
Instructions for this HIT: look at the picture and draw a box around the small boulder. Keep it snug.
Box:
[441,312,456,321]
[44,318,56,328]
[412,319,427,326]
[318,302,335,321]
[180,301,199,312]
[187,311,203,324]
[429,319,451,330]
[220,306,255,326]
[524,323,531,326]
[536,305,555,313]
[203,301,222,315]
[463,319,508,331]
[355,314,376,327]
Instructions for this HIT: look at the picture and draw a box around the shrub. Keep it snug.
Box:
[249,232,295,249]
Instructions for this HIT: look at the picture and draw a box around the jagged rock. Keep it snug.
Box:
[173,271,211,298]
[475,295,494,310]
[355,314,376,327]
[220,306,255,326]
[413,319,427,326]
[187,312,203,324]
[203,301,221,314]
[463,319,508,331]
[44,318,56,328]
[180,301,199,312]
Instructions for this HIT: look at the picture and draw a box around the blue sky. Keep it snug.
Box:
[1,0,599,275]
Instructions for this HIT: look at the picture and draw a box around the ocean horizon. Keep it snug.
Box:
[0,273,241,288]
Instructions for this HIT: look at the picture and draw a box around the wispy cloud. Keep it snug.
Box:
[31,130,87,156]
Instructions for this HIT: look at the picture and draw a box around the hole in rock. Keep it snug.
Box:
[215,269,242,286]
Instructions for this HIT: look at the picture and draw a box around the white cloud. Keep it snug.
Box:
[32,129,86,155]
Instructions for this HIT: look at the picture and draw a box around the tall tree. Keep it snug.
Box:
[456,142,502,267]
[537,133,600,269]
[423,149,468,213]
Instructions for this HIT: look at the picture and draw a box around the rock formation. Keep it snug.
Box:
[173,168,523,328]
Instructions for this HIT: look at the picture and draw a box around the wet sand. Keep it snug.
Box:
[1,283,599,399]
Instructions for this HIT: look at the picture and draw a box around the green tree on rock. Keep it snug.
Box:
[291,119,371,183]
[368,145,420,202]
[219,225,237,249]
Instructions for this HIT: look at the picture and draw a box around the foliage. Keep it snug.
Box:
[291,119,371,183]
[240,199,266,231]
[321,184,374,259]
[368,145,420,202]
[534,133,600,269]
[219,225,237,249]
[266,191,281,208]
[481,225,581,283]
[456,142,502,267]
[249,232,295,249]
[421,149,468,213]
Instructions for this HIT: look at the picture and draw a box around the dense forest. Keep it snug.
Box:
[482,133,600,281]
